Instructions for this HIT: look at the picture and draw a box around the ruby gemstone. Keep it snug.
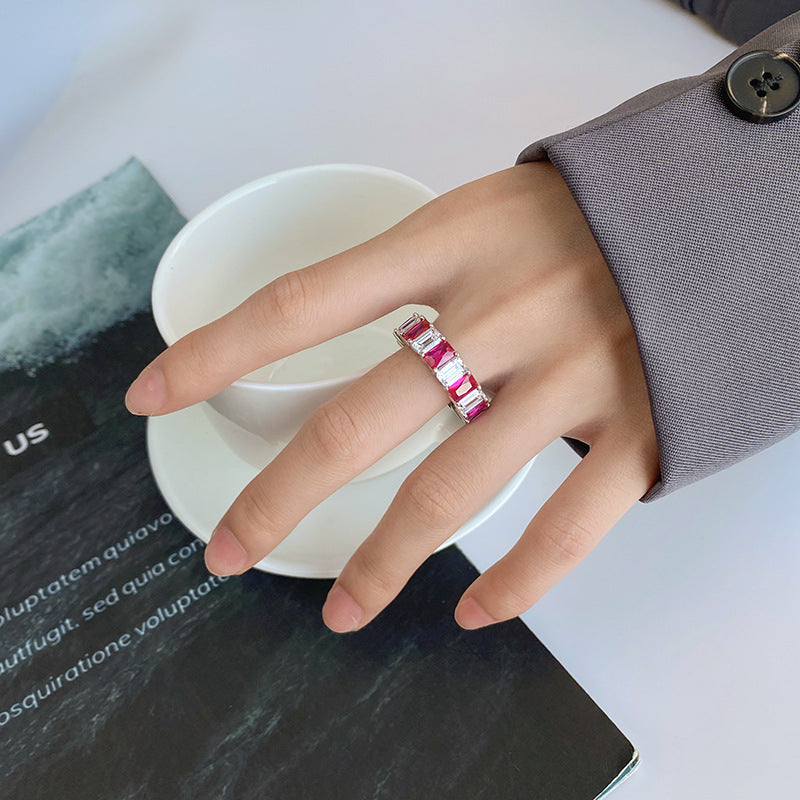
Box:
[464,398,489,421]
[422,340,455,369]
[449,373,478,401]
[400,317,429,341]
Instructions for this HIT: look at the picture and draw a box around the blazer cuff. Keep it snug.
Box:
[517,13,800,500]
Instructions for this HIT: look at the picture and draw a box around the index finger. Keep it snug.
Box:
[125,235,435,416]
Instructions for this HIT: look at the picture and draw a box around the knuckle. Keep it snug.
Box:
[235,488,282,540]
[306,398,364,466]
[348,548,398,600]
[181,331,219,384]
[485,570,536,618]
[264,269,314,331]
[403,468,465,531]
[540,514,596,566]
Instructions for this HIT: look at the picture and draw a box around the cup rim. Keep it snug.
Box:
[152,163,436,391]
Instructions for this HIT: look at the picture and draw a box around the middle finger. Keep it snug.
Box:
[204,343,449,575]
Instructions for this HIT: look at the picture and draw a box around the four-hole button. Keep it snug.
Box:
[724,50,800,123]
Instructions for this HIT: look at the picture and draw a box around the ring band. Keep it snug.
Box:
[393,313,491,423]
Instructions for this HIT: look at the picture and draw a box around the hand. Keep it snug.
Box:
[125,162,659,632]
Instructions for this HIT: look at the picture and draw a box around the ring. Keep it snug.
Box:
[393,313,491,423]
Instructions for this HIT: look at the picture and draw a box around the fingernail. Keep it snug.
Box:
[205,526,248,575]
[125,365,166,415]
[455,596,497,630]
[322,584,363,633]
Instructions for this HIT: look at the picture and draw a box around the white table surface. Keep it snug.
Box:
[2,2,798,797]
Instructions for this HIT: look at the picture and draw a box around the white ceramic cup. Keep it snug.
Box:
[151,164,460,480]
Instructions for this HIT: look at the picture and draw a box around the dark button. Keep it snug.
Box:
[724,50,800,123]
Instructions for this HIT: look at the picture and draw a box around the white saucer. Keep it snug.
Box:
[146,403,535,578]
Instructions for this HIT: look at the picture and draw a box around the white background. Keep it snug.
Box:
[1,1,798,797]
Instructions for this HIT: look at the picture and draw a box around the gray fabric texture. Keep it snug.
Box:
[518,12,800,501]
[671,1,800,43]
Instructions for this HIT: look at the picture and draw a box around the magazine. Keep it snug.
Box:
[0,159,636,798]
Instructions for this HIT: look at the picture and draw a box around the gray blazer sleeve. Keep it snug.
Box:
[669,1,800,43]
[517,12,800,501]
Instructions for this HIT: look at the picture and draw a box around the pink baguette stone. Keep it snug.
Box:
[422,339,455,369]
[398,316,429,341]
[464,398,490,421]
[449,373,478,402]
[395,313,490,423]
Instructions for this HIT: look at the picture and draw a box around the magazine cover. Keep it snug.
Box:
[0,159,636,798]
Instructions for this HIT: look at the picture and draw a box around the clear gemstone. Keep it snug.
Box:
[396,315,418,335]
[435,357,466,389]
[458,389,489,421]
[411,326,440,353]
